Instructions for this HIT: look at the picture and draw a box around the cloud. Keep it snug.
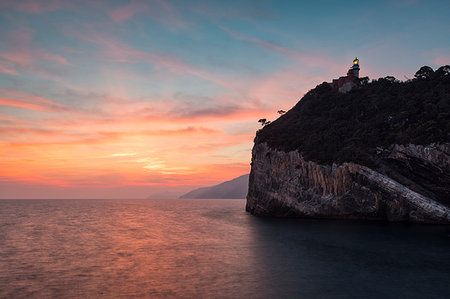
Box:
[73,28,240,91]
[0,60,17,75]
[0,88,67,112]
[107,0,186,29]
[42,86,279,128]
[156,91,274,121]
[0,8,321,196]
[0,126,62,137]
[0,98,59,111]
[0,28,70,78]
[111,153,137,157]
[219,26,341,71]
[109,1,149,23]
[0,124,222,148]
[191,1,273,20]
[97,127,221,139]
[170,103,241,118]
[0,0,68,14]
[0,112,35,125]
[143,126,221,135]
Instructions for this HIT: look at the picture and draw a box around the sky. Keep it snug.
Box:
[0,0,449,199]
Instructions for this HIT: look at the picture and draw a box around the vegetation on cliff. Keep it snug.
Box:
[255,65,450,165]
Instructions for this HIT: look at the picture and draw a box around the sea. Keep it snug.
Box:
[0,198,449,298]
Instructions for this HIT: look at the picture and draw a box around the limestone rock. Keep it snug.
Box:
[246,142,450,224]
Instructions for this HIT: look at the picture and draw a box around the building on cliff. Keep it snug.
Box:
[331,58,360,93]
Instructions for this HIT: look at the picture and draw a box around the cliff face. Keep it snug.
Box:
[246,142,450,224]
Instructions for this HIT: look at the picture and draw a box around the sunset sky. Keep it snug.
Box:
[1,0,449,199]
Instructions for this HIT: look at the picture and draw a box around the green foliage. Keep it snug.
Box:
[256,65,450,166]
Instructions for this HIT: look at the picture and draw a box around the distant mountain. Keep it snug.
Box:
[180,174,249,199]
[147,191,183,199]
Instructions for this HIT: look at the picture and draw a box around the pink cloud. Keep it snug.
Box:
[0,61,17,75]
[0,0,68,14]
[0,88,61,106]
[75,30,151,63]
[41,52,70,65]
[107,0,186,29]
[0,28,70,77]
[14,1,41,13]
[75,30,240,91]
[0,98,56,111]
[109,1,149,22]
[433,55,450,66]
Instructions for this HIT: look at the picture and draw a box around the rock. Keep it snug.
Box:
[246,143,450,224]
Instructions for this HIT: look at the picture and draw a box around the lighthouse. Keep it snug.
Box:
[352,58,360,78]
[331,58,361,93]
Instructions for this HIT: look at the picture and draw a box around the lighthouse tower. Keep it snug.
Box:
[352,58,360,78]
[332,58,361,93]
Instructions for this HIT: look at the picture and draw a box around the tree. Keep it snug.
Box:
[359,76,369,85]
[384,76,397,82]
[258,118,271,126]
[434,65,450,78]
[414,66,434,79]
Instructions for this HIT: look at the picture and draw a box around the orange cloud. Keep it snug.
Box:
[0,98,53,111]
[0,89,67,112]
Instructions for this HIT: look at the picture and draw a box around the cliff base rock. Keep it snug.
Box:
[246,143,450,224]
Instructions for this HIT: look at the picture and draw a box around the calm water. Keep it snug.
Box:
[0,199,449,298]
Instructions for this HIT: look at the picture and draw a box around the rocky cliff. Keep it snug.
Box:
[246,143,450,223]
[247,66,450,223]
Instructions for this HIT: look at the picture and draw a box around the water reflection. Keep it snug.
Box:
[0,199,448,298]
[247,216,450,298]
